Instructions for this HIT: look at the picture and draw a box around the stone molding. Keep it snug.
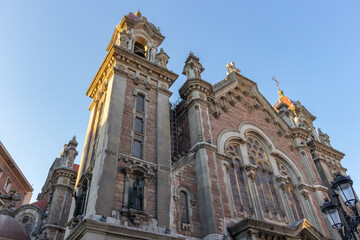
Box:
[227,218,327,240]
[307,139,345,161]
[178,78,213,99]
[66,218,185,240]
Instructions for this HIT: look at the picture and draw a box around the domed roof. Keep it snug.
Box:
[0,214,30,240]
[31,199,48,211]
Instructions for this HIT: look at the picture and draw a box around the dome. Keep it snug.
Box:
[135,10,142,17]
[31,199,48,211]
[0,214,30,240]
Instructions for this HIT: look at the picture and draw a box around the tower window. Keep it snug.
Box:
[135,117,144,134]
[136,95,145,112]
[133,140,143,158]
[180,191,190,224]
[4,178,12,192]
[134,42,146,58]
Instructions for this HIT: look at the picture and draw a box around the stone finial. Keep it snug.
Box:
[226,62,241,75]
[318,128,331,147]
[60,136,79,168]
[155,48,170,68]
[135,10,142,18]
[182,52,204,80]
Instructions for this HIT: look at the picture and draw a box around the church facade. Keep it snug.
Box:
[59,11,349,240]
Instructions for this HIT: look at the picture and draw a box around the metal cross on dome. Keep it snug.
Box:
[0,189,21,210]
[272,76,281,91]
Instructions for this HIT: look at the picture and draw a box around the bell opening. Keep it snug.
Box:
[134,42,146,58]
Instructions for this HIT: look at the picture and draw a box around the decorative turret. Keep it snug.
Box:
[155,48,170,68]
[60,136,78,168]
[179,52,212,102]
[182,52,204,80]
[106,11,165,64]
[273,77,297,117]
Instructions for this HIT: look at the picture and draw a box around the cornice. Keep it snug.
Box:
[86,48,115,98]
[228,218,325,240]
[290,127,308,140]
[307,140,345,161]
[189,141,217,153]
[87,45,178,101]
[0,142,33,192]
[113,45,178,84]
[178,78,213,99]
[184,98,211,111]
[67,218,185,240]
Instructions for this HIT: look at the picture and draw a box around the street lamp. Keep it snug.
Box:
[320,174,359,240]
[321,199,342,230]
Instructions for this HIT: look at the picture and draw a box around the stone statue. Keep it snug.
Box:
[131,176,144,210]
[0,189,21,211]
[73,184,87,217]
[226,62,241,75]
[318,128,331,146]
[120,36,128,49]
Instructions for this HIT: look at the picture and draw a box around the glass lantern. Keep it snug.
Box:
[321,199,342,229]
[332,174,357,206]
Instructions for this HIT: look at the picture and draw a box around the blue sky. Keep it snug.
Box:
[1,1,359,202]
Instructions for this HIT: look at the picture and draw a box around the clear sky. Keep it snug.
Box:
[1,1,359,203]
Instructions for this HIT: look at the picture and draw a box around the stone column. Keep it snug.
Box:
[155,87,172,228]
[86,67,127,217]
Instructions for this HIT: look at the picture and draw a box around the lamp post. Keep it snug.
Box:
[320,174,360,240]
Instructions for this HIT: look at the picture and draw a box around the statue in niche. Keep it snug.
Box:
[129,176,144,210]
[73,184,87,217]
[120,36,128,49]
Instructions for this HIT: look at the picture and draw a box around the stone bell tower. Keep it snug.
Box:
[66,11,179,239]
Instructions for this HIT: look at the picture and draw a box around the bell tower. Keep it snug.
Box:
[66,11,179,239]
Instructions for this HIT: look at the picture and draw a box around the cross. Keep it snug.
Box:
[272,76,280,91]
[0,190,21,210]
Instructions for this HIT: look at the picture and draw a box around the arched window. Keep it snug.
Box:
[179,191,190,224]
[174,186,193,232]
[276,160,304,221]
[245,134,281,219]
[226,142,251,216]
[134,42,146,58]
[136,94,145,112]
[19,214,34,235]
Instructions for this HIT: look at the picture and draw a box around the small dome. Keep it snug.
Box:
[0,214,30,240]
[135,10,142,17]
[32,199,48,211]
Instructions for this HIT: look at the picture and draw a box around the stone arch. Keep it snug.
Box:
[173,184,195,232]
[14,204,43,236]
[132,33,152,57]
[216,128,244,155]
[238,121,306,183]
[133,88,150,101]
[238,122,276,150]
